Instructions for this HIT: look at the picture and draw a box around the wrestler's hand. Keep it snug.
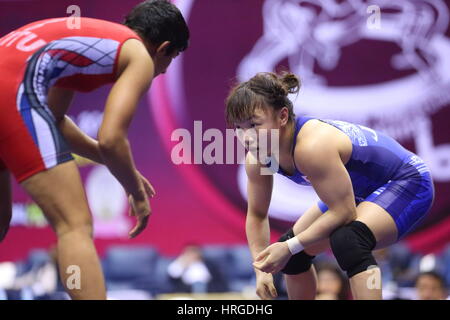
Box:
[128,171,155,238]
[255,270,278,300]
[253,242,292,274]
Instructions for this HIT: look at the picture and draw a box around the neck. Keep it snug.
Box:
[277,120,296,163]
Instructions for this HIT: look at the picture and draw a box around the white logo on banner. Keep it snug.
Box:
[237,0,450,221]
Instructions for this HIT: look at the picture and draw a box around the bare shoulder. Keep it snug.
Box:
[116,39,153,77]
[297,119,339,143]
[294,120,343,173]
[296,119,339,153]
[120,38,149,58]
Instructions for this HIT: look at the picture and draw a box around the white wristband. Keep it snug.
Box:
[286,237,304,255]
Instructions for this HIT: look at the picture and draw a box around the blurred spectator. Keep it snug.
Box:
[315,263,350,300]
[167,244,211,293]
[0,246,60,300]
[415,271,448,300]
[13,246,59,299]
[381,243,422,288]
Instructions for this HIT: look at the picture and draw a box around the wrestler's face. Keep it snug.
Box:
[153,48,179,77]
[234,106,282,158]
[149,40,180,77]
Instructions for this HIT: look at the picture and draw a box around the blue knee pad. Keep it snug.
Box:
[278,228,315,275]
[330,221,378,278]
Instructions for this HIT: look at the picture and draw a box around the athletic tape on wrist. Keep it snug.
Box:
[286,237,304,255]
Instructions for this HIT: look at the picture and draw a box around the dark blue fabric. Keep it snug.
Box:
[278,116,435,239]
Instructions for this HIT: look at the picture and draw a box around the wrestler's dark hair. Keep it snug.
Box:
[225,72,300,125]
[124,0,189,55]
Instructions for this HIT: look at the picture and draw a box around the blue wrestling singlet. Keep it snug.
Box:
[276,116,435,240]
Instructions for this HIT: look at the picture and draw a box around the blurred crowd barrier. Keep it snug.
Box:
[0,241,449,300]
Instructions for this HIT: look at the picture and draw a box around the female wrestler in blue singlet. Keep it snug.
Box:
[225,72,434,300]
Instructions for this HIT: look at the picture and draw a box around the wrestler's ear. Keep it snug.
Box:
[155,41,170,56]
[279,107,290,127]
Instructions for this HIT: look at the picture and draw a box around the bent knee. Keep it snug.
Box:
[55,222,94,239]
[330,221,378,278]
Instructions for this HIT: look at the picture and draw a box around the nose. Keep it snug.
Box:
[244,133,254,144]
[242,129,258,148]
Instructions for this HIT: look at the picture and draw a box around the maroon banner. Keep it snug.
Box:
[0,0,449,263]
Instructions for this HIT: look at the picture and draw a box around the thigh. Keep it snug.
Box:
[0,81,73,183]
[20,161,93,236]
[360,173,434,246]
[355,201,398,250]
